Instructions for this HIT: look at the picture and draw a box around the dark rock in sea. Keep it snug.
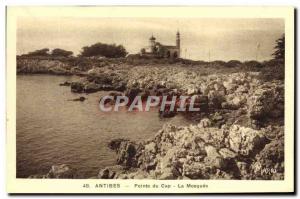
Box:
[99,84,114,91]
[88,74,112,85]
[46,164,77,178]
[248,85,284,120]
[108,138,129,151]
[101,120,284,180]
[28,174,48,179]
[83,82,102,93]
[59,81,71,86]
[29,164,77,179]
[112,81,127,92]
[70,96,86,102]
[71,82,84,93]
[140,89,151,101]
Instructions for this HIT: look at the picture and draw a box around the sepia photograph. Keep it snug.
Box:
[6,6,294,193]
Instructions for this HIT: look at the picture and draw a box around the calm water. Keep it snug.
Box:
[17,75,193,178]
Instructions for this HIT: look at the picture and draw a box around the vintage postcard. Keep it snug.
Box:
[6,6,294,193]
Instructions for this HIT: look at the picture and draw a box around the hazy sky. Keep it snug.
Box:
[17,17,284,61]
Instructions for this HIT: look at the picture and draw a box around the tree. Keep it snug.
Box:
[140,48,146,54]
[26,48,50,56]
[80,43,128,58]
[51,48,73,57]
[272,34,285,60]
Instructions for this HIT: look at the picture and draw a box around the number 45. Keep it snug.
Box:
[83,184,90,188]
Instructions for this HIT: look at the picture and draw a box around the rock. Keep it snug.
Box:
[182,162,209,179]
[223,81,238,94]
[248,88,274,120]
[47,66,70,75]
[159,109,177,118]
[108,139,142,167]
[69,96,86,102]
[228,125,269,157]
[198,118,211,128]
[28,174,48,179]
[195,127,226,149]
[59,81,71,86]
[112,81,126,92]
[105,121,281,180]
[83,82,102,93]
[205,145,220,158]
[107,91,123,101]
[210,169,235,179]
[144,142,157,154]
[46,164,76,179]
[71,82,84,93]
[108,138,128,151]
[158,167,179,180]
[88,74,112,85]
[98,168,110,179]
[248,84,284,120]
[219,148,237,159]
[187,87,199,95]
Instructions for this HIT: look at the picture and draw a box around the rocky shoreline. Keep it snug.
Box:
[21,57,284,180]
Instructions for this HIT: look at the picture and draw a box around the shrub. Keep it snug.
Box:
[226,60,242,67]
[80,43,128,58]
[243,60,263,70]
[272,34,285,60]
[52,48,73,57]
[25,48,50,57]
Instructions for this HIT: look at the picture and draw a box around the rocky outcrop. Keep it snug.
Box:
[248,83,284,120]
[100,120,283,180]
[28,164,77,179]
[17,58,72,75]
[19,57,283,125]
[22,59,284,180]
[69,66,283,125]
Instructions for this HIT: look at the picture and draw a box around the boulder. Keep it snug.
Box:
[59,81,71,86]
[228,125,269,157]
[98,165,125,179]
[182,162,209,179]
[144,142,157,154]
[248,84,284,120]
[71,82,84,93]
[198,118,211,128]
[108,139,142,167]
[46,164,76,179]
[219,148,237,159]
[250,133,284,180]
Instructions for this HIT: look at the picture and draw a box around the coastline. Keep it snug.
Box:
[18,56,285,180]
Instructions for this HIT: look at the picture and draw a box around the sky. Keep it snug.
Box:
[17,17,284,61]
